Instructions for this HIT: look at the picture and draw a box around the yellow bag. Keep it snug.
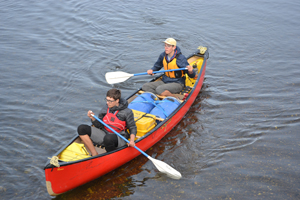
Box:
[58,142,91,162]
[132,109,156,138]
[185,59,204,87]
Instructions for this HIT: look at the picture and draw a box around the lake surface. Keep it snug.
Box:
[1,0,299,199]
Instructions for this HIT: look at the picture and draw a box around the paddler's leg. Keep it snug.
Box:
[160,90,179,99]
[103,134,118,152]
[77,124,98,156]
[157,82,184,98]
[142,80,164,94]
[79,135,98,156]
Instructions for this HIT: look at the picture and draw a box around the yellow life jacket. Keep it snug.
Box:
[163,54,185,78]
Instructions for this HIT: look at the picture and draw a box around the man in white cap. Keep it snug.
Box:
[142,38,195,98]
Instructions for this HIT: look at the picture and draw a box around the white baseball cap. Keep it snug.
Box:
[163,38,177,46]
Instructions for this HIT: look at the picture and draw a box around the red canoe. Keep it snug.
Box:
[44,46,209,196]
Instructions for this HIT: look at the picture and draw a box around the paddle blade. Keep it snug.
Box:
[148,156,182,179]
[105,71,133,84]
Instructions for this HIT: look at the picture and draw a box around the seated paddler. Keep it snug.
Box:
[142,38,195,98]
[77,88,137,156]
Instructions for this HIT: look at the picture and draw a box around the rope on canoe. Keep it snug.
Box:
[197,46,207,54]
[48,156,60,168]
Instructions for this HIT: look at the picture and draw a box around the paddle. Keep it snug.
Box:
[91,113,182,179]
[105,68,188,84]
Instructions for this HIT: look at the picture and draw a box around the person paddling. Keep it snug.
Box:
[142,38,195,98]
[77,89,137,156]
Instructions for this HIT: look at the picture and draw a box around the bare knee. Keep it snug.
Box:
[160,90,180,99]
[160,90,172,96]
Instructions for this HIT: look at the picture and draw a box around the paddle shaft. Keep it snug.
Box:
[133,68,188,76]
[91,114,149,157]
[105,68,189,84]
